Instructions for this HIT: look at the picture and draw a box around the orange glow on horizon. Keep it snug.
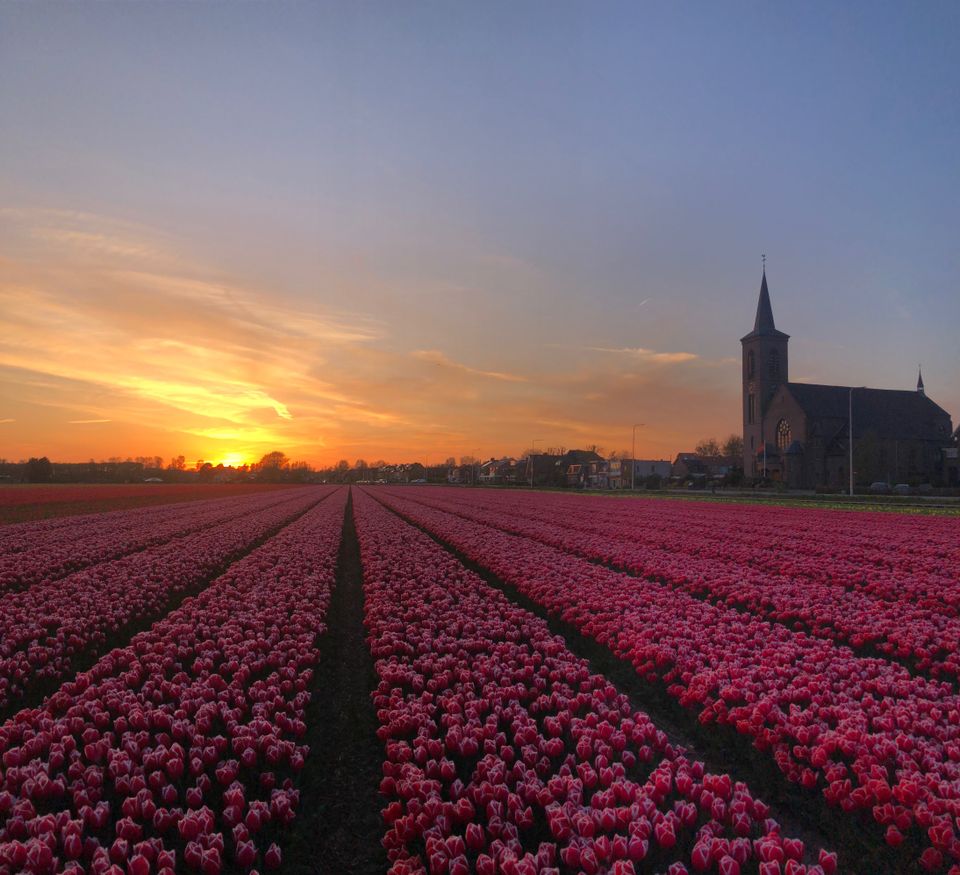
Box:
[0,208,745,467]
[209,452,250,469]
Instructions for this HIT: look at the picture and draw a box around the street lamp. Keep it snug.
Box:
[529,439,544,488]
[631,423,646,490]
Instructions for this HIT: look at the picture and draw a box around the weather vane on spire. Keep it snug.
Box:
[761,253,766,273]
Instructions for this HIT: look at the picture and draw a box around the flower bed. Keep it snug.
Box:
[0,488,312,593]
[354,489,835,875]
[0,488,347,875]
[373,488,960,872]
[397,489,960,681]
[0,488,333,715]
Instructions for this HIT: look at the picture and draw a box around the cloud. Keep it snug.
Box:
[412,349,528,382]
[0,207,392,460]
[0,419,14,424]
[585,346,699,364]
[0,206,742,464]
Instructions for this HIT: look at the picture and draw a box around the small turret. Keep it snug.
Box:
[917,366,925,396]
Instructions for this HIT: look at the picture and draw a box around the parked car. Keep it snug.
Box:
[893,483,911,496]
[869,481,891,494]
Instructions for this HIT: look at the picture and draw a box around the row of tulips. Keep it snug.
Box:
[449,490,959,596]
[0,489,313,594]
[394,489,960,681]
[0,488,333,716]
[0,487,347,875]
[372,489,960,872]
[353,488,837,875]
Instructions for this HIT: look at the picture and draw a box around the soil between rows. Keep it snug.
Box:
[370,490,916,875]
[281,490,387,875]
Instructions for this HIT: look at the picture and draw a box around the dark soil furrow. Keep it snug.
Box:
[281,489,387,875]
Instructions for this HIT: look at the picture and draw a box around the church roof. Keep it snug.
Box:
[785,382,953,441]
[741,271,789,341]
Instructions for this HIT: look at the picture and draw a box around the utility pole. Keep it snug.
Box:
[631,423,645,490]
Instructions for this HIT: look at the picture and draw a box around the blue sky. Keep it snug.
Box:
[1,1,957,463]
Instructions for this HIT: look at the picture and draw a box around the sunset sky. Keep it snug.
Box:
[1,2,958,467]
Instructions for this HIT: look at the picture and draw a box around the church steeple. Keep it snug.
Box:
[917,366,925,396]
[741,264,790,481]
[753,269,777,334]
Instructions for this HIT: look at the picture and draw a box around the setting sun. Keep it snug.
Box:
[211,452,249,469]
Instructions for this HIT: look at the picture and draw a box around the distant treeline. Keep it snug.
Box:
[0,452,316,484]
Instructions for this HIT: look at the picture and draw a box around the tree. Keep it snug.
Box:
[695,437,721,457]
[289,461,313,483]
[334,460,350,482]
[721,434,744,458]
[257,451,290,482]
[169,455,186,471]
[25,457,52,483]
[444,457,456,468]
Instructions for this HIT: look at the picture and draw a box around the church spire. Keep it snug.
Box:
[917,365,925,396]
[753,268,777,334]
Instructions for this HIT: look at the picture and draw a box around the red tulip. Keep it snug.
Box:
[264,844,282,870]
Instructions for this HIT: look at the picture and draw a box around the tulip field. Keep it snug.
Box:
[0,484,958,874]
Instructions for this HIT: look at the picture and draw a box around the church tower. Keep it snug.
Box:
[741,269,789,478]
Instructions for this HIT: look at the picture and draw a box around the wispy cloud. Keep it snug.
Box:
[412,349,528,382]
[0,208,389,459]
[0,419,15,424]
[585,346,699,364]
[0,207,740,463]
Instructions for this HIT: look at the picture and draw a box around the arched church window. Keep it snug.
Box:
[768,349,780,379]
[747,350,755,378]
[776,418,791,451]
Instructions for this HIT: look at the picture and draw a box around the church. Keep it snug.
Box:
[741,271,953,489]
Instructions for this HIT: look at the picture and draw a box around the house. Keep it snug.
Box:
[561,449,604,488]
[672,453,707,480]
[479,457,517,484]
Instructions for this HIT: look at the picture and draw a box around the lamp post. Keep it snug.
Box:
[849,388,854,497]
[529,439,544,488]
[631,423,646,490]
